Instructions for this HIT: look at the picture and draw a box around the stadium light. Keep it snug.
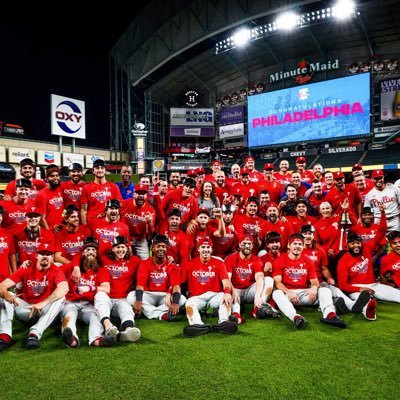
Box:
[275,12,299,31]
[232,28,251,46]
[215,3,358,54]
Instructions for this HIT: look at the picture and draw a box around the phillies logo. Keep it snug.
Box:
[295,60,313,84]
[285,266,307,281]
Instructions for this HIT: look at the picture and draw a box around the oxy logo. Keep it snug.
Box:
[55,100,83,134]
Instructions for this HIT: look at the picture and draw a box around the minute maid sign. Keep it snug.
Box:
[269,59,340,84]
[51,94,86,139]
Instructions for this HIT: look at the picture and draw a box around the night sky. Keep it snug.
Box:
[0,3,147,148]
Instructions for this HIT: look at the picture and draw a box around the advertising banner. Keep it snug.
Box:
[0,146,6,162]
[51,94,86,139]
[170,127,214,137]
[219,106,244,125]
[170,108,214,127]
[37,150,61,166]
[380,78,400,121]
[8,147,35,163]
[219,123,244,139]
[85,155,105,168]
[62,153,85,167]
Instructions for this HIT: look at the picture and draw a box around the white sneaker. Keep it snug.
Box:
[119,327,141,342]
[105,325,119,337]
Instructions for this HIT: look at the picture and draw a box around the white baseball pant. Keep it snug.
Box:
[94,292,135,326]
[350,283,400,303]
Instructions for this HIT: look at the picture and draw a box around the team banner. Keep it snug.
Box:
[170,108,214,127]
[248,73,371,148]
[51,94,86,139]
[380,78,400,121]
[219,106,244,125]
[219,123,244,139]
[37,150,61,166]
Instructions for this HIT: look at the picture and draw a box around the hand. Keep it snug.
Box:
[222,293,232,307]
[145,212,153,224]
[327,249,335,257]
[340,198,349,210]
[53,224,64,233]
[264,262,273,274]
[379,203,386,213]
[361,287,375,295]
[27,302,46,318]
[280,216,288,223]
[20,260,32,269]
[254,295,263,308]
[327,278,335,285]
[133,300,142,316]
[76,285,91,294]
[71,267,81,284]
[186,221,197,234]
[2,194,12,201]
[96,212,105,219]
[152,172,160,187]
[3,291,19,306]
[287,291,299,304]
[308,288,317,303]
[169,303,179,316]
[167,256,175,264]
[164,293,172,307]
[213,208,222,218]
[232,288,240,304]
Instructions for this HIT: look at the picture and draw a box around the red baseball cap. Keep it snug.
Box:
[135,184,149,193]
[263,163,274,171]
[26,206,41,217]
[267,202,279,211]
[371,170,384,178]
[296,156,306,163]
[238,234,254,244]
[195,167,205,175]
[245,156,255,163]
[197,236,213,247]
[211,160,221,166]
[240,167,250,175]
[333,171,344,180]
[352,164,363,171]
[197,208,211,217]
[37,242,55,254]
[187,169,197,178]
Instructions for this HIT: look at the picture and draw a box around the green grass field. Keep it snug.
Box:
[2,302,400,400]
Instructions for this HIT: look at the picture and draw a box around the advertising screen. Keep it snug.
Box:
[248,73,371,148]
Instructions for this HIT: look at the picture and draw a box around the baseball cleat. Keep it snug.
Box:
[119,327,141,342]
[105,325,119,337]
[333,297,350,314]
[62,327,80,348]
[183,324,212,338]
[229,312,245,325]
[253,304,281,319]
[161,313,176,322]
[0,338,15,352]
[352,291,372,313]
[294,316,307,330]
[98,336,117,347]
[212,321,238,335]
[25,334,40,350]
[320,315,347,329]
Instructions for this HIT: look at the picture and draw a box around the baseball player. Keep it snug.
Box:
[225,235,279,324]
[0,243,68,351]
[380,231,400,287]
[272,233,347,329]
[94,236,141,342]
[127,234,185,321]
[0,206,17,281]
[60,237,117,348]
[181,237,238,338]
[60,163,86,210]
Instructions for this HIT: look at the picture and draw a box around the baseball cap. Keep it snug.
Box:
[296,198,309,207]
[222,204,235,213]
[183,177,196,188]
[300,225,315,234]
[187,169,198,178]
[371,170,384,179]
[211,160,221,166]
[68,162,83,171]
[267,202,279,211]
[333,171,344,180]
[93,159,106,168]
[352,164,363,171]
[197,208,211,217]
[37,242,55,254]
[16,178,32,188]
[238,234,254,244]
[240,167,250,175]
[112,236,128,247]
[265,231,281,243]
[20,158,35,167]
[63,204,79,218]
[152,234,169,246]
[361,207,374,215]
[197,236,213,247]
[246,196,259,205]
[387,230,400,243]
[288,233,305,244]
[167,208,181,218]
[26,206,41,217]
[135,184,149,193]
[82,236,99,250]
[46,164,60,177]
[245,156,255,163]
[105,199,121,209]
[347,231,362,243]
[263,163,274,171]
[296,156,306,163]
[195,167,205,175]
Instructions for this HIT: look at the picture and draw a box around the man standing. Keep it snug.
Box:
[245,156,264,184]
[182,237,238,338]
[116,165,135,200]
[0,243,68,351]
[128,234,185,321]
[61,163,86,210]
[259,163,284,204]
[272,233,346,329]
[295,156,314,183]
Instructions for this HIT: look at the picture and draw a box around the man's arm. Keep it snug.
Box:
[8,254,17,274]
[27,281,69,315]
[0,278,18,305]
[254,272,266,308]
[54,252,71,265]
[80,204,88,225]
[273,275,299,304]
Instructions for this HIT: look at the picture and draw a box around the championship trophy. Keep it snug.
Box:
[339,210,352,250]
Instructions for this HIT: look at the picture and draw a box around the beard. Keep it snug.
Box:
[49,180,60,189]
[82,257,99,272]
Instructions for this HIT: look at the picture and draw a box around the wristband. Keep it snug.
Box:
[136,289,144,302]
[172,292,181,304]
[224,286,231,294]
